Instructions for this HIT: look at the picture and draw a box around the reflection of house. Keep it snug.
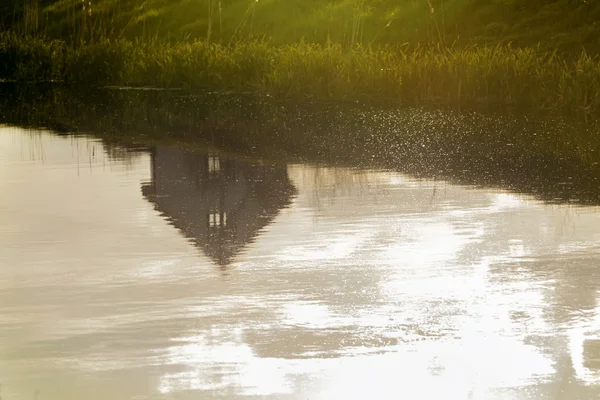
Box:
[141,147,296,268]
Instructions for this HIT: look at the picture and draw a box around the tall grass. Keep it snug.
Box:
[2,32,600,112]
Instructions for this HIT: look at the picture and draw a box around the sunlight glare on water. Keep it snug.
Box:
[2,127,600,399]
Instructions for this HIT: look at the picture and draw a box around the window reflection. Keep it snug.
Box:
[208,211,227,228]
[208,153,220,174]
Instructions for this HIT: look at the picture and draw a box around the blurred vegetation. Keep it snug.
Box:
[2,0,600,52]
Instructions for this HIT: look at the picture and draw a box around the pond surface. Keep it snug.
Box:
[2,123,600,400]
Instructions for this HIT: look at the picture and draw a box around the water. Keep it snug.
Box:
[2,122,600,400]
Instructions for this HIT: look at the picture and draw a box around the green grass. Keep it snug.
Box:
[2,33,600,112]
[3,1,600,113]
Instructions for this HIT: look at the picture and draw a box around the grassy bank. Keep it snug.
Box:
[2,33,600,112]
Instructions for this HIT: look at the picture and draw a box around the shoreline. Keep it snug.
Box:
[2,34,600,113]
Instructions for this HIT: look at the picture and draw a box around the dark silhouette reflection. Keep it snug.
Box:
[4,83,600,205]
[141,147,296,268]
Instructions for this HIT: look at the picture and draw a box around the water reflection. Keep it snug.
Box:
[5,122,600,399]
[141,146,296,268]
[4,84,600,206]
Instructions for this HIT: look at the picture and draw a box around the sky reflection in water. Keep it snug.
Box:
[1,127,600,399]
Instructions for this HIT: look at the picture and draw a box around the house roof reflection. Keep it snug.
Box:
[141,147,296,268]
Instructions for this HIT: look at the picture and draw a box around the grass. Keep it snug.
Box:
[2,32,600,112]
[3,1,600,113]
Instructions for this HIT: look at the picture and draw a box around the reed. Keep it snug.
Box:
[2,33,600,112]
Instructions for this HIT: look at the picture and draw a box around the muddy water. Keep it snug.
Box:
[1,126,600,400]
